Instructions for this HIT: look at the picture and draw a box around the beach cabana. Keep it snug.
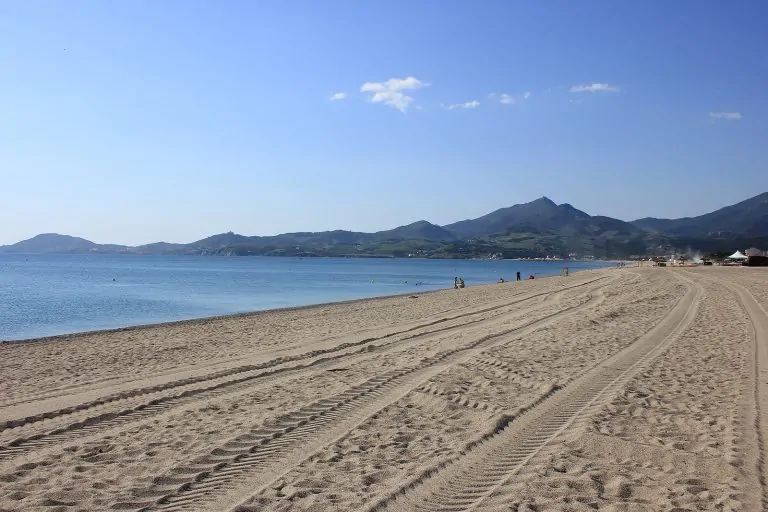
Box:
[727,250,748,260]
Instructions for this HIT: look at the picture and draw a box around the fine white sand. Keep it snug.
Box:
[1,266,766,511]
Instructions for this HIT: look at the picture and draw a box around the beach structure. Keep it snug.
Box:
[745,248,768,266]
[746,255,768,266]
[727,250,748,261]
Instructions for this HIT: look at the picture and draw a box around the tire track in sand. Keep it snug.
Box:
[706,274,768,511]
[0,278,609,464]
[0,284,559,410]
[108,285,610,512]
[365,272,701,512]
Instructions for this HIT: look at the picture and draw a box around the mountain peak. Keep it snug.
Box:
[442,195,595,238]
[404,220,435,227]
[533,196,556,206]
[375,220,454,241]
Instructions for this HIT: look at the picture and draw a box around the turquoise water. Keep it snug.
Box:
[0,255,610,341]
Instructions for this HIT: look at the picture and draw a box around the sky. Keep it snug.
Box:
[2,1,767,246]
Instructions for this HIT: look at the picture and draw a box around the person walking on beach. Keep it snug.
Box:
[454,277,459,289]
[516,271,521,281]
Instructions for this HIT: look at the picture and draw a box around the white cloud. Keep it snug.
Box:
[441,100,480,110]
[329,92,347,101]
[490,91,531,105]
[360,76,429,113]
[569,83,620,93]
[709,111,742,120]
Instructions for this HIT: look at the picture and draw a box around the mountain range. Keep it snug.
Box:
[3,192,767,259]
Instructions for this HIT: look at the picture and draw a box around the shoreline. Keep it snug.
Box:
[0,267,603,345]
[1,267,762,511]
[0,252,618,261]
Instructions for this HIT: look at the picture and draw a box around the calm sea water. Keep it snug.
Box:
[0,255,610,341]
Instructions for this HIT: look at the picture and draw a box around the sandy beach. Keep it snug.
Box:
[1,266,767,511]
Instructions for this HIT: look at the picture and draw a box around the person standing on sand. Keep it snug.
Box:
[516,271,521,281]
[454,277,459,289]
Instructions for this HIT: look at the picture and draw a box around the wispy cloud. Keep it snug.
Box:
[490,91,531,105]
[360,76,429,113]
[709,111,742,120]
[569,83,619,93]
[441,100,480,110]
[328,92,347,101]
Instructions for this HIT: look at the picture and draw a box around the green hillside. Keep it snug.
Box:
[3,192,766,259]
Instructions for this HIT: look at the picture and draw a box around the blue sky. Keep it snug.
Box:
[2,1,766,245]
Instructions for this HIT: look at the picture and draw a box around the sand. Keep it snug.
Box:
[0,266,766,511]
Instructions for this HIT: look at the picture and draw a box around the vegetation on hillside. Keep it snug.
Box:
[3,193,767,259]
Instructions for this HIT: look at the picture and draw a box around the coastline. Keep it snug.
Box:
[0,266,604,345]
[1,267,764,511]
[0,269,613,399]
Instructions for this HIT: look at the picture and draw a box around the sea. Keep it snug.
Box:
[0,254,611,342]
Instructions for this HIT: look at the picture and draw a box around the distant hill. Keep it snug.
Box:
[191,231,252,248]
[632,192,768,237]
[177,222,454,253]
[0,234,126,254]
[130,242,189,254]
[444,197,644,239]
[444,197,577,237]
[3,192,766,259]
[372,221,455,242]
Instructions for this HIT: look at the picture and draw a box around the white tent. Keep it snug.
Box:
[728,250,748,260]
